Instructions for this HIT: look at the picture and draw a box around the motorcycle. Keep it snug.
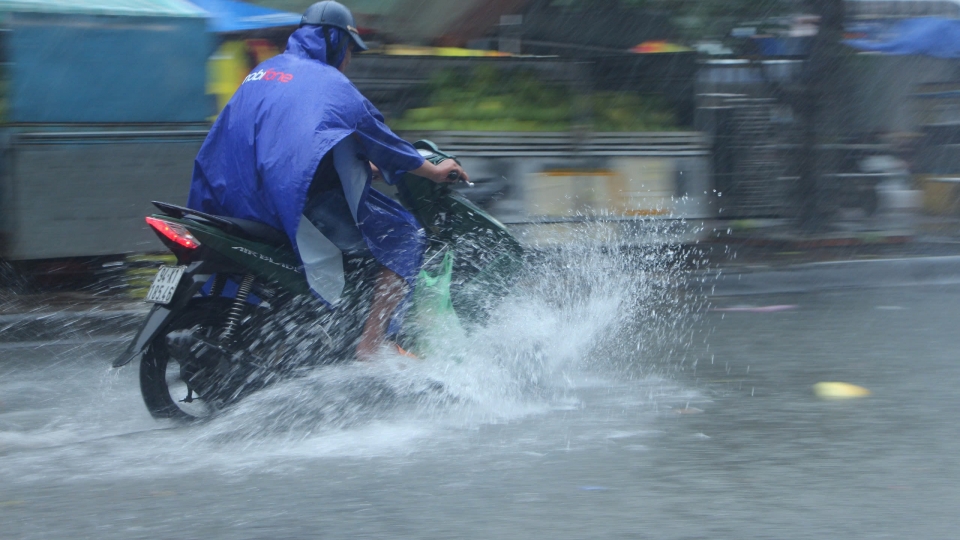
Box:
[113,141,523,420]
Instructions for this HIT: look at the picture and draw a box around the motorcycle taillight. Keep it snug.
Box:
[146,216,201,249]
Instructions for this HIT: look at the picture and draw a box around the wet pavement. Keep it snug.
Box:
[2,264,959,538]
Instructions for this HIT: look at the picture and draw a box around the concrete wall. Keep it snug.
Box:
[1,129,711,260]
[848,54,960,134]
[1,129,204,260]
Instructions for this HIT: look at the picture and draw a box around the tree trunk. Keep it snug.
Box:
[798,0,845,232]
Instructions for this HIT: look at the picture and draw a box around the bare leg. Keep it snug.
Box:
[356,265,407,360]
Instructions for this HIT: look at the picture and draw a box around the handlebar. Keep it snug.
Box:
[447,169,473,187]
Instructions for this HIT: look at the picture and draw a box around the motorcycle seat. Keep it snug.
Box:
[220,216,289,245]
[152,201,289,245]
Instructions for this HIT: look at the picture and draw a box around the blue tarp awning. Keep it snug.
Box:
[847,17,960,58]
[188,0,300,33]
[0,0,206,17]
[6,10,212,122]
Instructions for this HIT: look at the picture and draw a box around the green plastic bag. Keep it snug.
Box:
[409,251,466,359]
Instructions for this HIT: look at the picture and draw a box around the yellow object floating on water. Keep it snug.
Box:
[813,382,871,399]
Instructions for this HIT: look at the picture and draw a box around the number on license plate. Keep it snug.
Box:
[145,265,186,304]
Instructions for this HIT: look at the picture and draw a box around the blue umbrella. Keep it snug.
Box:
[189,0,301,33]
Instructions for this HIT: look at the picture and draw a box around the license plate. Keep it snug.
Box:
[145,265,186,304]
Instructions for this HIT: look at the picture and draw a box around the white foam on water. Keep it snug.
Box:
[0,219,706,484]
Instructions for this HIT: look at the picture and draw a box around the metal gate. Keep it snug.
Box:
[708,97,798,218]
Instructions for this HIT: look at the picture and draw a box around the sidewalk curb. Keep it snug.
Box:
[5,256,960,342]
[0,308,146,344]
[0,309,148,324]
[700,256,960,296]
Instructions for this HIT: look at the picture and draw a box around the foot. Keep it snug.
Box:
[392,343,419,360]
[355,341,419,362]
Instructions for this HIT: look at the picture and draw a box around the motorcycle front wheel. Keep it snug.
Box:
[139,297,237,421]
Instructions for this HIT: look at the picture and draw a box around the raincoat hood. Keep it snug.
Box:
[286,25,349,68]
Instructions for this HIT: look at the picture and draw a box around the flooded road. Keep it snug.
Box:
[2,282,959,539]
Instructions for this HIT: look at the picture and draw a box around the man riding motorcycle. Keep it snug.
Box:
[187,1,468,360]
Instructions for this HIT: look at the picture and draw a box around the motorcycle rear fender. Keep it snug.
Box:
[177,217,310,296]
[111,260,215,368]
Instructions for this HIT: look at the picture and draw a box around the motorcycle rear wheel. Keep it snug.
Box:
[139,297,235,421]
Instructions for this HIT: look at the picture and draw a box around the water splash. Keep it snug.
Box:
[0,217,707,482]
[194,216,705,444]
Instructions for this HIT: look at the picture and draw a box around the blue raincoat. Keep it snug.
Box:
[188,26,427,305]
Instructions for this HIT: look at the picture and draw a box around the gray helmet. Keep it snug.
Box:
[301,1,368,52]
